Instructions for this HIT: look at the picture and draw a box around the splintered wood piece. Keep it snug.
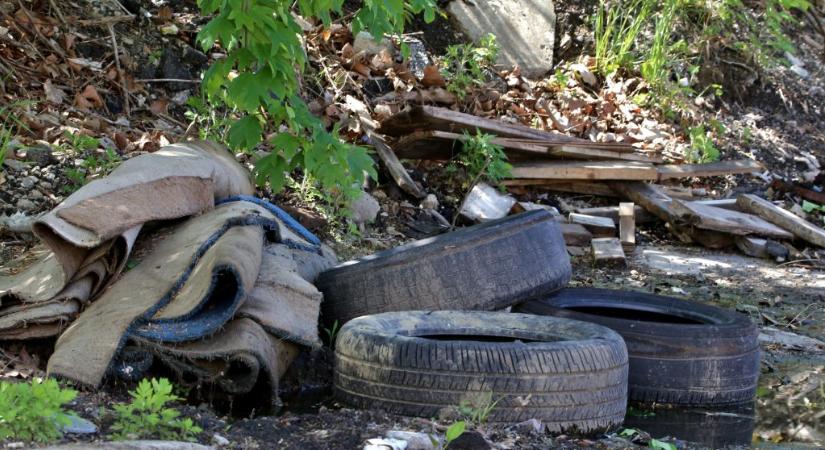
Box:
[737,194,825,248]
[510,161,658,181]
[656,160,764,180]
[591,238,626,267]
[503,180,619,196]
[609,182,676,222]
[379,105,588,143]
[670,199,794,240]
[575,205,657,225]
[618,202,636,250]
[392,130,660,162]
[569,213,616,238]
[560,223,593,247]
[734,236,790,261]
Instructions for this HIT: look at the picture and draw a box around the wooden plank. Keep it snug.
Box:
[548,146,664,164]
[609,182,677,222]
[504,181,619,197]
[561,222,593,247]
[511,161,658,181]
[569,213,616,238]
[344,96,425,198]
[379,105,588,143]
[657,160,764,180]
[619,202,636,251]
[575,205,657,225]
[498,137,636,153]
[392,130,662,163]
[735,236,789,261]
[670,199,794,240]
[737,194,825,248]
[591,237,626,267]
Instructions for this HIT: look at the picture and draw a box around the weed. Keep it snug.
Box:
[0,378,79,443]
[111,378,202,441]
[0,100,31,171]
[552,68,570,90]
[449,130,512,189]
[323,320,341,348]
[60,131,99,155]
[457,390,500,425]
[687,125,721,163]
[649,438,677,450]
[184,95,233,142]
[442,420,466,449]
[640,1,678,92]
[440,34,499,100]
[593,0,651,76]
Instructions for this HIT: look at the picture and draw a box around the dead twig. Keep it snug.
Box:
[134,78,201,83]
[14,0,67,59]
[106,23,130,116]
[72,15,135,27]
[48,0,67,26]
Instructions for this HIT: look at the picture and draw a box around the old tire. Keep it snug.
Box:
[333,310,628,433]
[317,210,570,325]
[514,288,760,405]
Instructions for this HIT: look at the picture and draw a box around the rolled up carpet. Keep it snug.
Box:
[48,198,332,406]
[0,141,253,338]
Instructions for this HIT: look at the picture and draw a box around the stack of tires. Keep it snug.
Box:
[316,210,760,435]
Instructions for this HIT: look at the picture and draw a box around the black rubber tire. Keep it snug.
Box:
[514,288,760,405]
[317,210,571,325]
[333,310,629,433]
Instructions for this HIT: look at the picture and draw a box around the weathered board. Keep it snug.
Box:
[737,194,825,248]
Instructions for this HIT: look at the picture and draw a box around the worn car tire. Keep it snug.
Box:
[317,210,570,325]
[333,310,628,433]
[514,288,760,405]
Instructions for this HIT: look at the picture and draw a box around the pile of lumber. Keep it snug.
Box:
[379,106,825,264]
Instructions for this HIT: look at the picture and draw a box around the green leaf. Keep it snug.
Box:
[619,428,639,437]
[649,438,677,450]
[445,421,466,442]
[801,200,821,213]
[228,115,262,151]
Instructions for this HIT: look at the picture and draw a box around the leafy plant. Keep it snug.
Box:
[60,131,100,155]
[323,320,341,348]
[440,34,499,100]
[195,0,436,206]
[0,100,31,171]
[649,438,678,450]
[456,390,500,425]
[449,130,512,189]
[687,125,721,163]
[443,420,466,449]
[111,378,202,441]
[183,95,233,142]
[0,378,79,443]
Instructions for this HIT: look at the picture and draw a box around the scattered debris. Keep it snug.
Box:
[458,182,517,222]
[591,237,626,267]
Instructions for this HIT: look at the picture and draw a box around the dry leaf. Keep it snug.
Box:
[421,65,445,87]
[157,6,173,22]
[43,80,65,105]
[74,85,103,109]
[114,132,129,151]
[351,61,371,78]
[150,98,170,115]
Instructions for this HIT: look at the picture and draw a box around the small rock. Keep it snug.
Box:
[60,415,98,434]
[171,90,191,106]
[385,431,435,450]
[785,51,804,67]
[3,159,26,171]
[16,198,35,211]
[20,176,36,190]
[19,144,56,166]
[160,24,179,35]
[353,31,392,56]
[420,194,438,210]
[570,63,597,87]
[790,65,810,79]
[212,434,229,447]
[363,437,408,450]
[515,418,544,434]
[350,191,381,228]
